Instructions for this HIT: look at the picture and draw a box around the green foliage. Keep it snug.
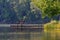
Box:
[32,0,60,18]
[43,20,60,40]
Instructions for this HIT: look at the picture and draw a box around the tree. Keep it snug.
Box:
[0,0,19,24]
[32,0,60,20]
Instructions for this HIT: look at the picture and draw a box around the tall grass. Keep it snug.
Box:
[43,20,60,40]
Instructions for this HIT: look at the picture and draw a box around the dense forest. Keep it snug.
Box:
[0,0,60,24]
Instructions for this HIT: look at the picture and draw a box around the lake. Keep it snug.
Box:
[0,25,60,40]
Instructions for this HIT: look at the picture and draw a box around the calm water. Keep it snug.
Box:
[0,27,43,40]
[0,27,60,40]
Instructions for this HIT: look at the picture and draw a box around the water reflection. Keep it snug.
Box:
[0,27,60,40]
[0,32,44,40]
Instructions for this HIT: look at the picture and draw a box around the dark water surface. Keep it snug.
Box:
[0,27,60,40]
[0,27,43,40]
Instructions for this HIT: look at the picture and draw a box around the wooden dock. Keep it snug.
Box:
[0,24,44,32]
